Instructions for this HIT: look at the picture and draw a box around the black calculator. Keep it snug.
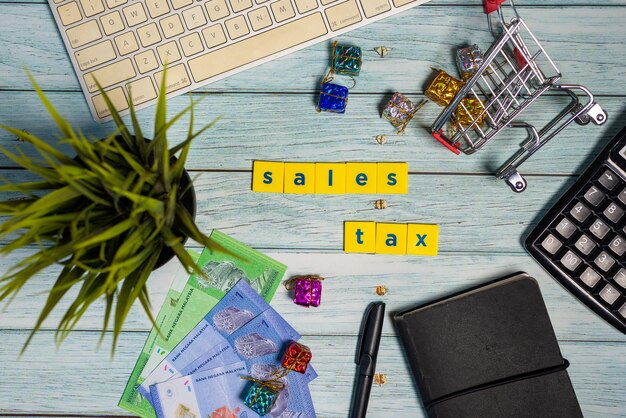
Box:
[526,126,626,334]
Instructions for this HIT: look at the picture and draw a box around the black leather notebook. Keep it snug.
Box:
[394,272,583,418]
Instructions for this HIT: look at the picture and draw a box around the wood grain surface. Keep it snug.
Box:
[0,0,625,416]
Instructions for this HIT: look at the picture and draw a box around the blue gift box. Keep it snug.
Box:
[318,82,349,113]
[333,44,362,76]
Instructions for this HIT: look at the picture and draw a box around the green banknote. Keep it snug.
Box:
[118,230,287,417]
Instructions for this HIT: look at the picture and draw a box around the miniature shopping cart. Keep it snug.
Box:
[430,0,607,192]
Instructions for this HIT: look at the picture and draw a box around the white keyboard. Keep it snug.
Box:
[49,0,431,122]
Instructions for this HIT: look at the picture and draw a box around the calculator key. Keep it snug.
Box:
[554,217,576,239]
[574,233,596,255]
[598,169,620,191]
[619,187,626,205]
[560,250,582,272]
[540,234,562,255]
[614,268,626,289]
[598,283,620,305]
[570,201,592,223]
[580,267,601,288]
[619,302,626,319]
[589,218,610,240]
[603,202,624,224]
[594,251,616,272]
[608,234,625,256]
[584,186,605,207]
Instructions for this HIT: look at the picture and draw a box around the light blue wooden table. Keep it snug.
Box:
[1,0,626,416]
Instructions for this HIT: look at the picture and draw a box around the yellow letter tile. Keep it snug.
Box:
[406,224,439,256]
[346,163,377,194]
[376,223,408,255]
[284,163,316,194]
[344,221,376,253]
[315,163,346,194]
[377,162,408,194]
[252,161,284,193]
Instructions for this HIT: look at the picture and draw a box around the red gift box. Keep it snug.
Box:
[281,341,312,374]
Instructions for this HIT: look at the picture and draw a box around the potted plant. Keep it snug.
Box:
[0,73,219,352]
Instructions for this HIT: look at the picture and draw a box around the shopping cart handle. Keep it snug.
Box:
[484,0,505,14]
[432,131,461,155]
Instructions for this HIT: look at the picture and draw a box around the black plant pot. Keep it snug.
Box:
[76,136,197,270]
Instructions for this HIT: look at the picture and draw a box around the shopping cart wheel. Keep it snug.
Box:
[504,172,527,193]
[573,103,607,126]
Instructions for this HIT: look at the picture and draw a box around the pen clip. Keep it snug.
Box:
[355,303,375,365]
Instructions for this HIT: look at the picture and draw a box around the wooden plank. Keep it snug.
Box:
[0,170,576,252]
[1,92,624,174]
[1,5,625,95]
[2,249,625,341]
[0,330,624,416]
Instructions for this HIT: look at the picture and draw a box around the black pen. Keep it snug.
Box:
[350,301,386,418]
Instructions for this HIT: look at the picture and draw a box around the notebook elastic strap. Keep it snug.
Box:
[425,358,570,411]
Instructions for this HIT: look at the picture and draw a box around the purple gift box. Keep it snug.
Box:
[293,277,323,307]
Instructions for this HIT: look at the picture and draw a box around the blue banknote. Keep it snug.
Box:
[139,279,271,402]
[160,309,317,417]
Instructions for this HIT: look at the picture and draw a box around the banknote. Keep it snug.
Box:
[139,279,271,402]
[151,362,249,418]
[119,230,287,418]
[154,309,317,417]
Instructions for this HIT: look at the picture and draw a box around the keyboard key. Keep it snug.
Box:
[580,267,601,288]
[598,169,620,190]
[156,41,182,64]
[57,2,82,26]
[134,50,159,73]
[294,0,317,13]
[619,187,626,205]
[614,268,626,289]
[321,0,338,5]
[105,0,127,8]
[598,283,620,305]
[126,76,157,105]
[589,218,610,240]
[360,0,391,18]
[248,7,272,31]
[225,15,250,39]
[325,0,362,31]
[189,13,327,82]
[583,185,605,207]
[206,0,230,21]
[75,40,117,70]
[603,202,624,224]
[608,234,625,256]
[84,58,137,92]
[100,11,125,36]
[554,217,576,239]
[160,14,185,38]
[619,302,626,319]
[271,0,296,22]
[123,3,148,26]
[154,64,192,94]
[392,0,416,6]
[594,251,616,272]
[171,0,193,9]
[560,250,581,272]
[202,24,227,48]
[574,233,596,255]
[540,233,562,255]
[229,0,253,12]
[570,201,591,223]
[137,22,162,47]
[146,0,170,18]
[180,32,205,56]
[66,19,102,48]
[91,87,128,118]
[79,0,104,17]
[182,6,208,30]
[114,31,139,55]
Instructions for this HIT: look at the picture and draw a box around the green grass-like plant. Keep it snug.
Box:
[0,72,220,352]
